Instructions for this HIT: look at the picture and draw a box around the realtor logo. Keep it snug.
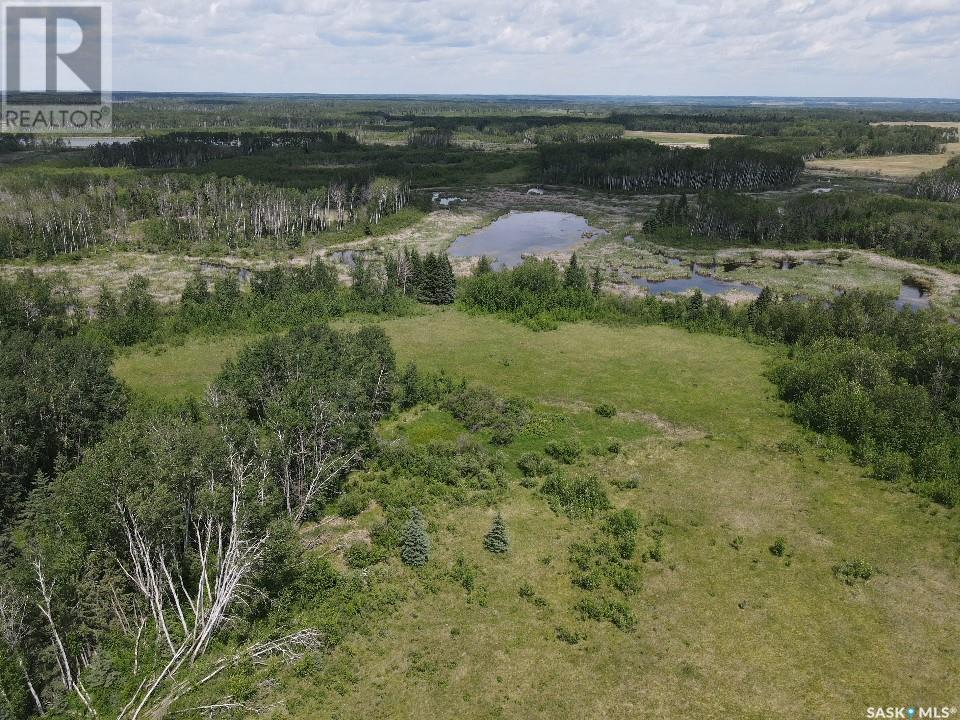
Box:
[1,1,112,133]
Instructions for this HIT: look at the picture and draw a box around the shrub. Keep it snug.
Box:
[345,542,384,569]
[595,403,617,418]
[607,440,622,455]
[575,597,636,631]
[541,473,611,519]
[483,512,510,554]
[545,439,584,464]
[872,451,912,482]
[834,558,875,584]
[517,452,555,478]
[555,626,583,645]
[770,537,787,557]
[338,491,368,518]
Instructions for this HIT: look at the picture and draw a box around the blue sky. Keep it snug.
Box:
[112,0,960,97]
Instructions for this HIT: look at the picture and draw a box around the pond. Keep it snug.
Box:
[895,282,931,310]
[630,264,761,298]
[448,211,603,268]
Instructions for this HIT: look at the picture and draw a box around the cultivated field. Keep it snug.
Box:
[623,130,741,148]
[808,122,960,178]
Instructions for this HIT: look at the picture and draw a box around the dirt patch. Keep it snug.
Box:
[541,399,707,442]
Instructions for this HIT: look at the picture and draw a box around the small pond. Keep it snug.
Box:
[631,264,761,298]
[895,283,931,310]
[448,211,603,268]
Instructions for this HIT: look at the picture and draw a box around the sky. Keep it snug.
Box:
[107,0,960,97]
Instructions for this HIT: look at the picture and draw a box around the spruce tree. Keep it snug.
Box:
[401,507,430,566]
[483,512,510,554]
[474,255,493,275]
[591,267,603,298]
[564,253,588,291]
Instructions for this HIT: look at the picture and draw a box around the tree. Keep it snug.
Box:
[591,267,603,298]
[400,507,430,567]
[418,253,455,306]
[563,253,588,291]
[483,513,510,554]
[474,256,493,276]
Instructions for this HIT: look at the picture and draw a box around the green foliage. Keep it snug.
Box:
[517,452,556,478]
[770,537,787,557]
[834,558,875,584]
[345,542,385,570]
[442,384,531,444]
[400,507,431,567]
[574,596,636,631]
[544,439,584,464]
[541,473,611,519]
[98,275,160,345]
[594,403,617,418]
[483,513,510,554]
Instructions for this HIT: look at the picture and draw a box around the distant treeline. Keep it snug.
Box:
[88,130,359,168]
[647,190,960,264]
[0,173,408,258]
[539,139,804,192]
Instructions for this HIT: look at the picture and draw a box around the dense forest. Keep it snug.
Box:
[647,190,960,263]
[539,139,805,191]
[913,156,960,202]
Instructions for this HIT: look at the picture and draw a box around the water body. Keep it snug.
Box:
[631,265,761,297]
[448,211,604,268]
[895,283,931,310]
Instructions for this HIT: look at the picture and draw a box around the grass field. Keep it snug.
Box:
[113,311,960,719]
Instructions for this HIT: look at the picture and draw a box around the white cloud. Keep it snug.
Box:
[110,0,960,96]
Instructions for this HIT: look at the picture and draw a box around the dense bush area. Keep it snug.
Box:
[913,156,960,202]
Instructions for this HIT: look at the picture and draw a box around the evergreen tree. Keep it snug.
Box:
[418,253,456,305]
[401,507,430,566]
[483,512,510,554]
[591,267,603,298]
[407,248,425,297]
[563,253,588,291]
[474,255,493,275]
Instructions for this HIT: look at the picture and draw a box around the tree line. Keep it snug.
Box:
[0,173,409,259]
[539,139,805,192]
[646,190,960,264]
[88,131,359,168]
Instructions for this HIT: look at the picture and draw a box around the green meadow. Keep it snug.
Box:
[113,310,960,719]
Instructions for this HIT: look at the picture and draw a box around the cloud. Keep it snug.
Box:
[109,0,960,96]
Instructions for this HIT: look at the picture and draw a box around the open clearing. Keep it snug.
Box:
[808,122,960,178]
[624,130,741,148]
[114,310,960,720]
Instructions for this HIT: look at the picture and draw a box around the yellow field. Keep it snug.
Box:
[623,130,740,148]
[808,122,960,178]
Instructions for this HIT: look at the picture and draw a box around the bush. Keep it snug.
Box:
[541,473,611,519]
[338,491,368,518]
[595,403,617,418]
[834,558,875,584]
[770,537,787,557]
[345,542,384,569]
[545,439,584,464]
[517,452,556,478]
[575,596,636,631]
[872,451,912,482]
[555,626,583,645]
